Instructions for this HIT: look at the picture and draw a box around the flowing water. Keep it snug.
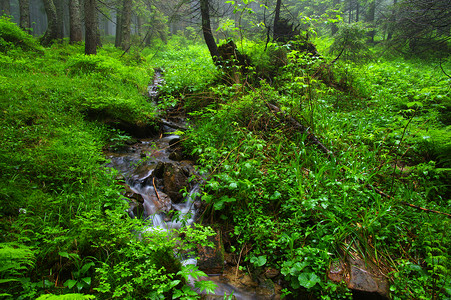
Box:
[103,71,278,299]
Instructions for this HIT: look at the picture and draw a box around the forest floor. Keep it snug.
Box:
[1,17,450,299]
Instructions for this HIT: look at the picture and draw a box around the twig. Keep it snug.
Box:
[366,184,451,218]
[152,177,161,202]
[390,109,416,194]
[235,244,245,278]
[399,201,451,218]
[439,58,451,80]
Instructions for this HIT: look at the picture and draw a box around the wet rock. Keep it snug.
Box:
[328,256,389,298]
[128,200,144,219]
[121,183,144,203]
[348,257,388,298]
[130,163,156,184]
[328,259,346,283]
[148,189,172,213]
[154,162,190,203]
[197,230,225,275]
[257,277,276,297]
[169,151,183,161]
[263,268,280,279]
[125,138,140,145]
[168,136,181,148]
[153,161,166,178]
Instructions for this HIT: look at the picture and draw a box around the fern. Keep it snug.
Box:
[0,242,35,278]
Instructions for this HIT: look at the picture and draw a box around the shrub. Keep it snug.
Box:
[0,16,43,53]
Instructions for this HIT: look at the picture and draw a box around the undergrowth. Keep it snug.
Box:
[0,20,216,299]
[180,38,451,299]
[1,18,450,300]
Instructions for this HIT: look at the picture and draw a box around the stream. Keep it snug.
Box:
[104,70,278,299]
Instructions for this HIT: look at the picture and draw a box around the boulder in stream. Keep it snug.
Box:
[197,229,225,275]
[153,161,192,203]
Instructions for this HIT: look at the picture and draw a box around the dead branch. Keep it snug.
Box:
[366,184,451,218]
[152,177,161,202]
[266,103,334,156]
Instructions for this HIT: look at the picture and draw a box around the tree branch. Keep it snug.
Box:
[440,58,451,80]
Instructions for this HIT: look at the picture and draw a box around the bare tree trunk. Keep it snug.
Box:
[200,0,219,63]
[69,0,82,43]
[115,9,122,48]
[355,1,359,22]
[55,0,64,39]
[0,0,10,15]
[120,0,131,51]
[41,0,58,45]
[19,0,30,31]
[273,0,282,40]
[84,0,97,54]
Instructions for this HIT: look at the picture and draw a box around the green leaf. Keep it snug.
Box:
[0,278,19,284]
[79,262,95,274]
[298,272,320,289]
[194,279,218,294]
[407,101,423,108]
[81,277,91,286]
[76,281,85,291]
[250,255,267,267]
[64,279,78,289]
[229,182,238,189]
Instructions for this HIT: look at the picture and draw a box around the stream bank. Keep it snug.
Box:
[103,70,282,299]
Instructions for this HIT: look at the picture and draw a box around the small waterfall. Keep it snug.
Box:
[104,71,270,300]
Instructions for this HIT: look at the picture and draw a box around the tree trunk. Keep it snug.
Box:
[348,0,354,23]
[69,0,82,43]
[200,0,219,63]
[115,9,122,48]
[120,0,132,52]
[19,0,30,31]
[366,0,376,42]
[355,1,359,22]
[273,0,282,40]
[387,0,397,40]
[137,15,143,38]
[55,0,64,39]
[0,0,10,15]
[84,0,97,54]
[41,0,58,45]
